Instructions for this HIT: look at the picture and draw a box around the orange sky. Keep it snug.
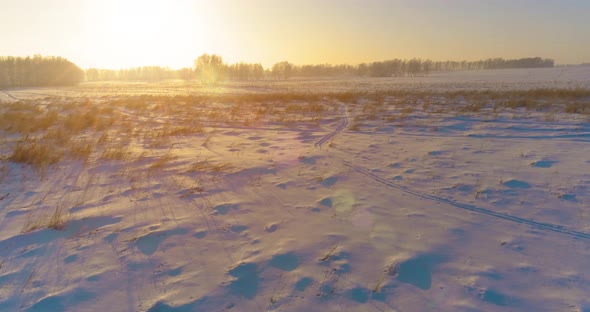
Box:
[1,0,589,69]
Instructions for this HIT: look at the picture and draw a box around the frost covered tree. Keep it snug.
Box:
[271,61,293,80]
[194,54,225,84]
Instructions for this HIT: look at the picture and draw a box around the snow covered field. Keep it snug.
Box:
[1,68,590,311]
[1,66,589,101]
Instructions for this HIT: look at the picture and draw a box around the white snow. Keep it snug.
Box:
[1,67,590,311]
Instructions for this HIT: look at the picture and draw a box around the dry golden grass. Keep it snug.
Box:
[21,205,66,233]
[47,205,66,230]
[44,127,72,145]
[69,141,94,162]
[2,88,588,175]
[9,136,63,170]
[149,152,176,171]
[189,159,234,173]
[100,147,130,161]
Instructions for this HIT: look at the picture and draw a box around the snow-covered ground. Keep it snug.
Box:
[1,66,589,101]
[1,69,590,311]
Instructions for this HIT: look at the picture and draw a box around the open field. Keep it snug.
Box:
[1,69,590,311]
[1,66,590,102]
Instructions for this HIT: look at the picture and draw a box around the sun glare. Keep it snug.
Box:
[85,0,206,68]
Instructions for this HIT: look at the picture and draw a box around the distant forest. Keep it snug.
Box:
[0,55,84,88]
[86,56,555,83]
[0,54,555,88]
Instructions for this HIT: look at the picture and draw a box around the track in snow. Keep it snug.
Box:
[342,160,590,241]
[314,105,348,149]
[310,103,590,241]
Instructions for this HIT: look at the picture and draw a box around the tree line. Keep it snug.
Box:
[84,56,267,83]
[0,55,84,88]
[300,57,554,77]
[0,54,556,88]
[85,55,555,83]
[191,55,555,82]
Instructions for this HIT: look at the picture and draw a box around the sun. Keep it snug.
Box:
[84,0,208,68]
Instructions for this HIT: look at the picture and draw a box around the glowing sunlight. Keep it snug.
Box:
[83,0,209,68]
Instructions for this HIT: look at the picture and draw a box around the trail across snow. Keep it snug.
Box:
[314,104,590,241]
[341,160,590,240]
[314,104,349,149]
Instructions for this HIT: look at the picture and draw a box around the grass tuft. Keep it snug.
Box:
[9,136,62,169]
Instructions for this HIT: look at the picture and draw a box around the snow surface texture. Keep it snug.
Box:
[1,69,590,311]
